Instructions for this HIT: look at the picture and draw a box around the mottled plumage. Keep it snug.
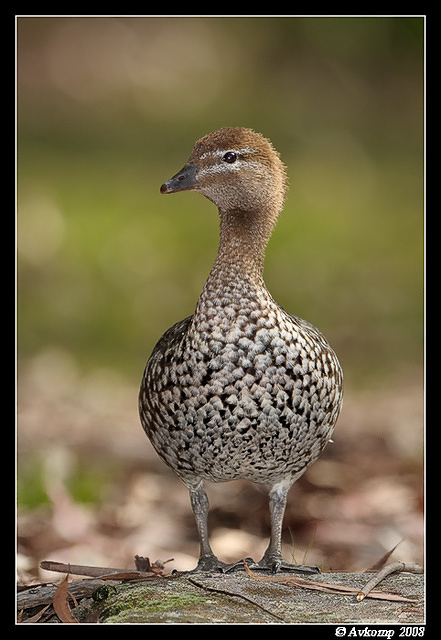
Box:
[139,127,343,573]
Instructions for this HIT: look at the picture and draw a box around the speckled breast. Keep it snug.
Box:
[139,285,343,487]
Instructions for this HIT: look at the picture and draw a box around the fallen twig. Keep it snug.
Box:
[19,559,169,621]
[188,576,287,622]
[40,559,165,580]
[357,562,423,602]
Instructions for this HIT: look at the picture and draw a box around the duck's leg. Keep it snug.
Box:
[186,482,228,572]
[180,478,318,575]
[256,478,320,574]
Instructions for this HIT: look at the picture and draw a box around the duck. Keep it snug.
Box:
[139,127,343,573]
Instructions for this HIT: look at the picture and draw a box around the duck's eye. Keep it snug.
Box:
[222,151,237,164]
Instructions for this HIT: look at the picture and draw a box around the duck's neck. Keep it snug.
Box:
[215,207,277,278]
[197,207,278,309]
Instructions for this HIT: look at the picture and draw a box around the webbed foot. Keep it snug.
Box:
[253,555,320,574]
[172,554,230,575]
[172,555,320,576]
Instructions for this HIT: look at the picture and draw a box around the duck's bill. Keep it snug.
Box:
[160,163,199,194]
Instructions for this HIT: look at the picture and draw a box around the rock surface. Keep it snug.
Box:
[75,570,424,624]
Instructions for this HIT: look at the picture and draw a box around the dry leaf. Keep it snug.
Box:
[19,604,51,623]
[52,574,78,623]
[243,561,414,603]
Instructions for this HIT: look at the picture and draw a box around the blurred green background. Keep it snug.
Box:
[18,15,423,382]
[17,16,424,570]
